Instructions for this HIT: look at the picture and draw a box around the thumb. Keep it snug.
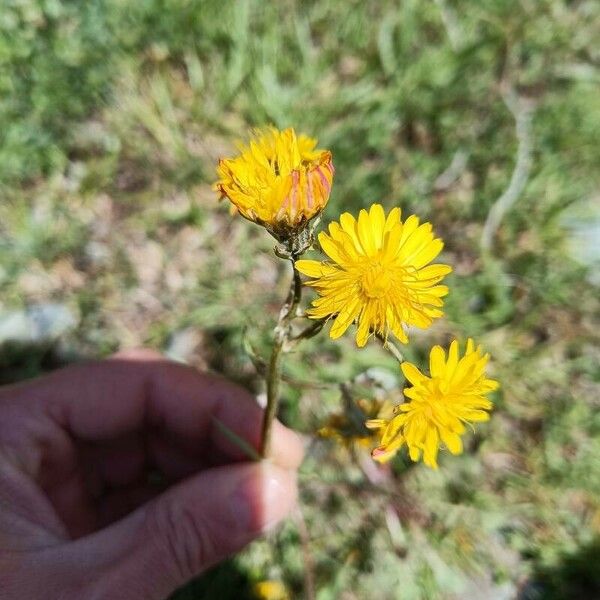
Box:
[79,463,297,600]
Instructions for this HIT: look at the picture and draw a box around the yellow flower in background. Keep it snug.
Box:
[319,397,396,450]
[367,339,499,468]
[253,580,289,600]
[216,127,334,239]
[296,204,451,347]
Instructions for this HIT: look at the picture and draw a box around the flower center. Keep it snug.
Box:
[360,262,393,299]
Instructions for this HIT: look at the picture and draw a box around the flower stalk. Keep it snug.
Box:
[375,332,405,363]
[260,259,303,457]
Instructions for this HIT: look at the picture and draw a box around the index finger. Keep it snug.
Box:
[2,349,304,470]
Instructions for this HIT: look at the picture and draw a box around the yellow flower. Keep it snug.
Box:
[253,580,289,600]
[216,127,334,239]
[319,397,395,450]
[296,203,451,347]
[367,339,499,468]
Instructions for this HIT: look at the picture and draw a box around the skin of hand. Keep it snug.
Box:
[0,349,303,600]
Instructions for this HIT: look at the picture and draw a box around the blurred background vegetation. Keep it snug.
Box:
[1,0,599,598]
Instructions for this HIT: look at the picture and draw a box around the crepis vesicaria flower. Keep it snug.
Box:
[215,127,334,240]
[296,203,452,347]
[367,339,499,469]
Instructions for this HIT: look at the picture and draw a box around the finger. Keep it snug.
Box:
[81,433,147,488]
[3,350,304,470]
[51,462,297,600]
[96,483,163,528]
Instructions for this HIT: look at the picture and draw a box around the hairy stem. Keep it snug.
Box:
[375,332,405,363]
[260,339,284,457]
[260,261,303,457]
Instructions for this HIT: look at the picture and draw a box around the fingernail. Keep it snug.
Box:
[229,463,296,535]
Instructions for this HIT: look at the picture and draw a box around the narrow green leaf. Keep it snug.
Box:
[212,417,261,462]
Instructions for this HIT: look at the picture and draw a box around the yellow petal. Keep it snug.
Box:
[329,297,360,339]
[410,238,444,269]
[369,203,386,249]
[384,206,401,232]
[446,339,460,373]
[400,214,421,243]
[462,410,490,422]
[440,429,463,455]
[423,427,439,469]
[414,264,453,283]
[327,221,345,242]
[380,414,405,446]
[408,444,421,462]
[339,212,362,252]
[372,438,404,463]
[482,379,500,392]
[355,309,373,347]
[429,345,446,378]
[357,208,377,256]
[401,362,428,386]
[295,259,324,278]
[318,232,347,264]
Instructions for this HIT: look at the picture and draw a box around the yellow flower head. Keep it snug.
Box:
[367,339,499,469]
[296,203,452,347]
[319,397,396,450]
[216,127,334,239]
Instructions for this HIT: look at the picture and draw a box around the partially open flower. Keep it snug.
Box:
[367,339,499,468]
[216,127,334,243]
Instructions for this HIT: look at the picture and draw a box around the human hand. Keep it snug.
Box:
[0,350,303,599]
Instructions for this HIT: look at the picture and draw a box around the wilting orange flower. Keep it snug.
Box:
[216,127,333,239]
[367,339,499,469]
[296,204,451,346]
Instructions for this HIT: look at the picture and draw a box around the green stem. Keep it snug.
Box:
[259,260,303,458]
[260,337,284,457]
[375,332,405,363]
